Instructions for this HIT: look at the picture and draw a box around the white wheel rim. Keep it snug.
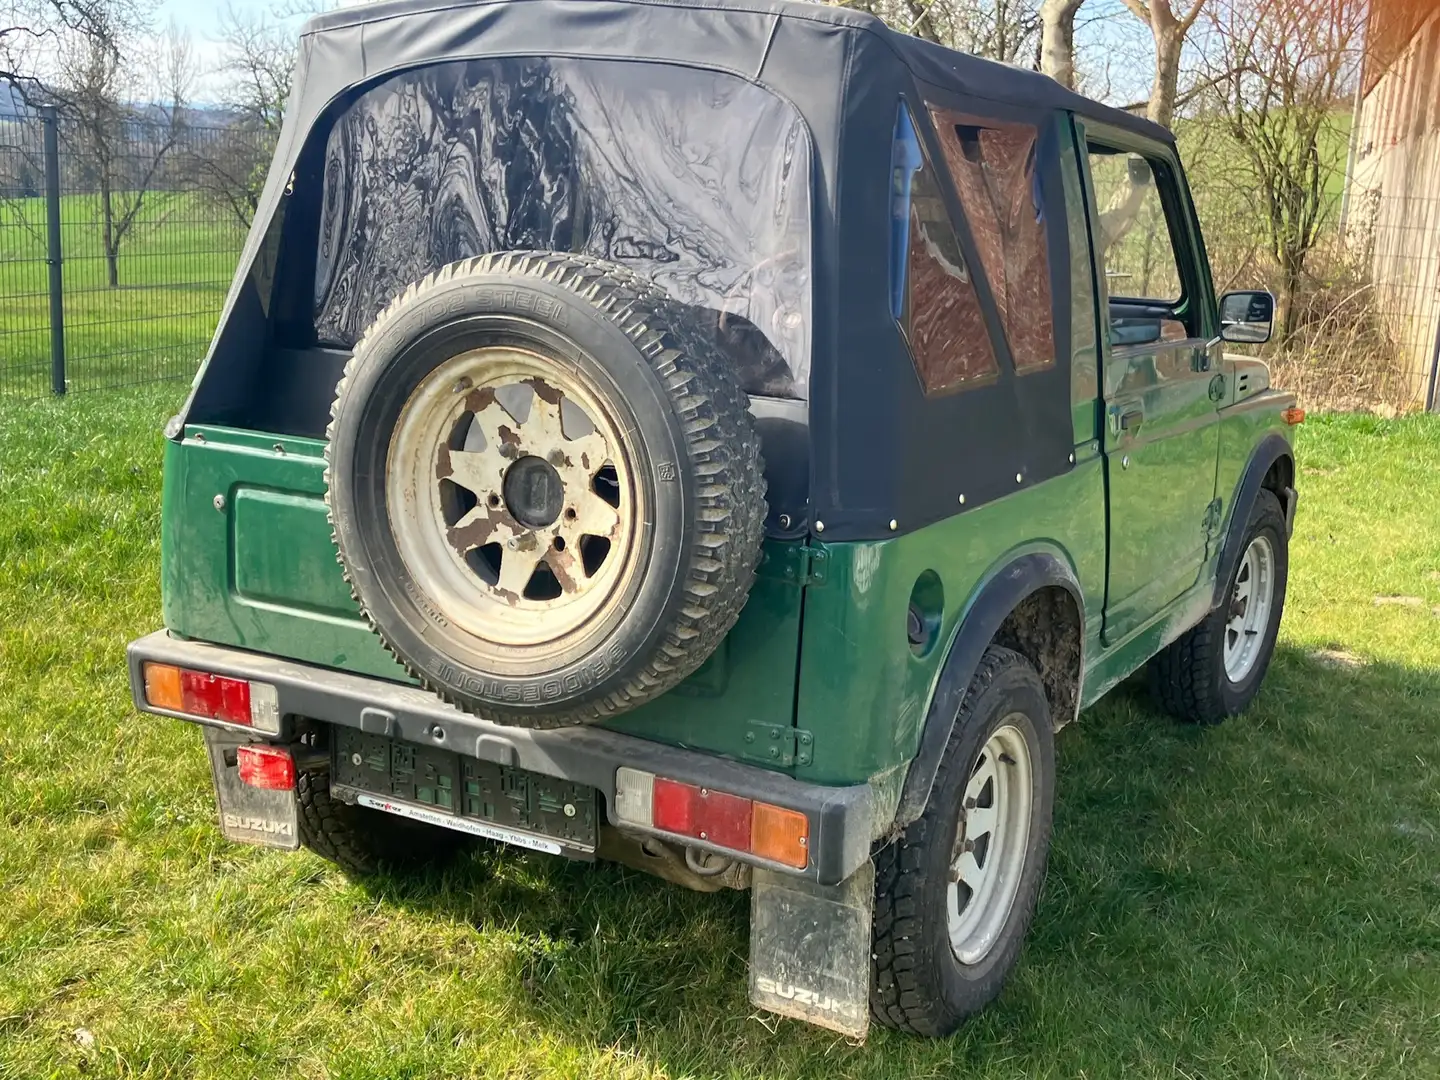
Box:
[385,346,645,655]
[1223,535,1275,683]
[947,721,1034,966]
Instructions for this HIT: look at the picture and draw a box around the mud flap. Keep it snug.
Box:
[202,727,299,850]
[749,862,874,1039]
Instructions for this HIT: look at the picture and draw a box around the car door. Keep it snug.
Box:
[1079,123,1222,645]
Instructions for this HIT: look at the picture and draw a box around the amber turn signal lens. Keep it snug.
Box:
[1282,406,1306,425]
[751,802,809,869]
[143,662,184,711]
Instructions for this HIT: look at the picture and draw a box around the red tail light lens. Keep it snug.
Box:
[181,670,251,725]
[236,744,296,791]
[652,778,752,849]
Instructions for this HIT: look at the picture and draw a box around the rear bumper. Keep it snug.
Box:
[127,630,876,885]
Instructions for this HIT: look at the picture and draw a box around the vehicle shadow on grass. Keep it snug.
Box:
[360,643,1440,1077]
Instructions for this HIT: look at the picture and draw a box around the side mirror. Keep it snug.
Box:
[1219,290,1275,344]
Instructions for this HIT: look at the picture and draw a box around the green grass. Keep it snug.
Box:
[2,391,1439,1078]
[0,194,242,394]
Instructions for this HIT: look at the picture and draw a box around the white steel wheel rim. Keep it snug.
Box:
[386,346,644,653]
[947,720,1034,966]
[1223,535,1275,683]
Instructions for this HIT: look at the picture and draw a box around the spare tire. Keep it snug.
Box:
[325,252,766,728]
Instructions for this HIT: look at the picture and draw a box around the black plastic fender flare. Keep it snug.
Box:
[1210,433,1296,612]
[893,551,1084,829]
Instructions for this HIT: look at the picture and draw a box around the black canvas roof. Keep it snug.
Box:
[298,0,1168,145]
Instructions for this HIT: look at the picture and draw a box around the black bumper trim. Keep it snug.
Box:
[127,631,875,885]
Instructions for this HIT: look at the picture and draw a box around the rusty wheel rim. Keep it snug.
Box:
[386,346,643,652]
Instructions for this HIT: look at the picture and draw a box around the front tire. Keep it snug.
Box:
[1148,488,1288,724]
[870,646,1056,1036]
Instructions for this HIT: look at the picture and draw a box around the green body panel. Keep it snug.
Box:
[1214,361,1294,537]
[161,425,805,769]
[1100,339,1222,644]
[794,453,1108,786]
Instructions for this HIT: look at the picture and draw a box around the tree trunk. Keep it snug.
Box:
[1147,3,1183,128]
[1039,0,1084,91]
[1278,261,1302,343]
[100,174,119,288]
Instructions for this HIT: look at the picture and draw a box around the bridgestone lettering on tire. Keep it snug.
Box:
[325,252,766,727]
[870,646,1056,1037]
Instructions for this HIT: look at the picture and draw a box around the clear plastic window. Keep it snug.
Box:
[929,109,1055,374]
[891,103,999,395]
[314,58,813,399]
[1086,149,1183,304]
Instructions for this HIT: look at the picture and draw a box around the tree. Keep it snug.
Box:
[1117,0,1206,126]
[1198,0,1363,338]
[835,0,1042,62]
[53,12,193,287]
[1039,0,1085,90]
[0,0,118,98]
[185,0,311,228]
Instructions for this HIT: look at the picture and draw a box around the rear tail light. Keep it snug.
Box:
[236,744,296,791]
[615,768,809,869]
[142,662,280,734]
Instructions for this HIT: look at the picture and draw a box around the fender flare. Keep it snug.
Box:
[1211,433,1295,610]
[893,551,1084,829]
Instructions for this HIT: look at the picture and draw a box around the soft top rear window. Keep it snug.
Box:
[314,57,813,399]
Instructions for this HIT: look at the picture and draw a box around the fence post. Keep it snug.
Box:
[41,106,65,396]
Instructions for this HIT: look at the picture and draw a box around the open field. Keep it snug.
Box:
[0,193,242,394]
[1,386,1439,1078]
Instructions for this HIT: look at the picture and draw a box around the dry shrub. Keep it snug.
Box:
[1263,248,1428,416]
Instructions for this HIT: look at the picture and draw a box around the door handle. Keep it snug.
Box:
[1110,407,1143,436]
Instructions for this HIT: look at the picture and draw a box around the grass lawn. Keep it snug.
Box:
[1,388,1438,1079]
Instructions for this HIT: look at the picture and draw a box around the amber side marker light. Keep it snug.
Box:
[1282,406,1306,425]
[141,662,281,734]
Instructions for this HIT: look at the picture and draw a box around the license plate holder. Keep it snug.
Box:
[330,729,598,856]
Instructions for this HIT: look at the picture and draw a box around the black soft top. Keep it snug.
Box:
[298,0,1166,144]
[183,0,1182,541]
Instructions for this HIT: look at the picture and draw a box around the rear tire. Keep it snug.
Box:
[1148,488,1288,725]
[296,769,467,876]
[870,646,1056,1036]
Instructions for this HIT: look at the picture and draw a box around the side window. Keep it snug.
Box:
[1085,148,1184,306]
[890,103,999,395]
[928,109,1055,374]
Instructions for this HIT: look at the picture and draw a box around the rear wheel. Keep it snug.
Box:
[296,769,467,877]
[870,646,1056,1036]
[1148,488,1288,724]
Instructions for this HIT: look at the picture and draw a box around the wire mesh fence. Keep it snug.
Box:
[0,109,268,397]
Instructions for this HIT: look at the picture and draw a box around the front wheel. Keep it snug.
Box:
[870,646,1056,1036]
[1148,488,1289,724]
